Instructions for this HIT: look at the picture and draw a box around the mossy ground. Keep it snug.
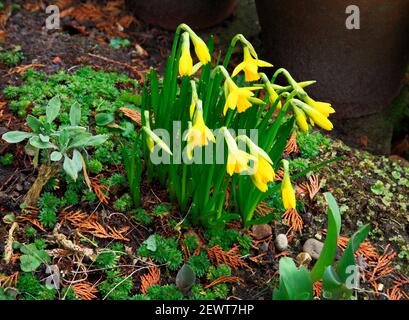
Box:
[0,1,408,300]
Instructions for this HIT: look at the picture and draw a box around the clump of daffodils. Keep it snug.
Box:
[141,24,335,226]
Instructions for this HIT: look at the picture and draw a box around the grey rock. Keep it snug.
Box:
[274,234,288,251]
[303,238,324,260]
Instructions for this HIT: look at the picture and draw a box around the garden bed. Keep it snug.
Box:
[0,1,408,301]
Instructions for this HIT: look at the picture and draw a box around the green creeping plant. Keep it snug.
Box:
[2,95,108,181]
[273,192,370,300]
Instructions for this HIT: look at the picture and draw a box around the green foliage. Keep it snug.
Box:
[0,153,13,166]
[39,207,57,229]
[187,252,210,277]
[37,192,60,229]
[0,46,24,67]
[207,264,232,281]
[98,270,133,300]
[183,234,199,253]
[17,273,56,300]
[113,193,133,212]
[138,235,183,271]
[18,242,51,272]
[109,36,130,49]
[122,139,143,207]
[206,228,248,252]
[88,159,103,174]
[37,192,60,209]
[131,208,152,225]
[273,193,370,300]
[82,189,97,202]
[25,226,37,239]
[107,173,127,188]
[96,251,119,268]
[152,203,172,217]
[2,95,108,180]
[297,130,331,159]
[147,284,184,300]
[61,287,78,300]
[61,189,79,207]
[0,287,16,300]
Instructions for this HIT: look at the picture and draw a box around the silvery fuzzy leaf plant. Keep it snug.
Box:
[2,95,107,205]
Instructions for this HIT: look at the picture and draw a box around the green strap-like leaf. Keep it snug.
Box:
[336,224,370,282]
[273,257,313,300]
[310,192,342,281]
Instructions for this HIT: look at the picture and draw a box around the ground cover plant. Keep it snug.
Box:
[0,1,408,302]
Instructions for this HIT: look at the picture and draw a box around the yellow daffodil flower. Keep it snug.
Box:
[191,36,211,65]
[292,99,334,131]
[222,128,255,175]
[142,126,173,155]
[223,78,263,115]
[232,46,272,82]
[179,32,193,77]
[266,84,282,109]
[238,136,275,192]
[281,159,296,210]
[184,101,215,160]
[293,105,309,131]
[304,96,335,117]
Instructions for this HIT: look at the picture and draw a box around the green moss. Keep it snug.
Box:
[88,159,103,175]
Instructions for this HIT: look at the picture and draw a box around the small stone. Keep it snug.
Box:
[274,234,288,251]
[259,242,269,252]
[315,232,323,240]
[303,239,324,260]
[251,224,272,240]
[296,252,312,266]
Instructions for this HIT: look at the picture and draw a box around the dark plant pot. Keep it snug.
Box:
[255,0,409,153]
[125,0,237,30]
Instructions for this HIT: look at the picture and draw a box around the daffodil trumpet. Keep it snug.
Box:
[184,100,215,160]
[212,66,264,115]
[237,135,275,193]
[232,46,273,82]
[221,127,256,176]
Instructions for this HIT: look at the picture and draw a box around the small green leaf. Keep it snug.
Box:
[39,134,50,143]
[50,151,62,162]
[95,113,114,126]
[72,149,83,171]
[83,135,108,147]
[20,255,42,272]
[63,155,78,181]
[2,131,32,143]
[144,235,157,251]
[26,115,41,133]
[29,136,55,149]
[69,101,81,126]
[2,214,15,224]
[46,96,61,124]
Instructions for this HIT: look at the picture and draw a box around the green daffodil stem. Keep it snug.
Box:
[272,68,308,99]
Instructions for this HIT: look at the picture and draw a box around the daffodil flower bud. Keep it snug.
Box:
[179,32,193,77]
[281,159,296,210]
